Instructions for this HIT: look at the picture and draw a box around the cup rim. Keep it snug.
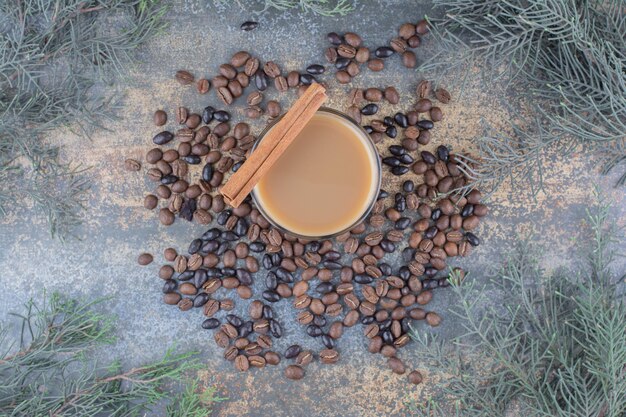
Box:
[250,107,382,240]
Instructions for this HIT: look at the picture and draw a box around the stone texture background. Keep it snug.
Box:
[0,1,624,416]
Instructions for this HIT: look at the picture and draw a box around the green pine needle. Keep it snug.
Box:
[423,0,626,196]
[408,187,626,417]
[0,0,169,240]
[0,293,220,417]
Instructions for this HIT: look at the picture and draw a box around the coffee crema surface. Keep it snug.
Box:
[254,111,379,237]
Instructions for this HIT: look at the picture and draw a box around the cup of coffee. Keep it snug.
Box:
[251,108,381,239]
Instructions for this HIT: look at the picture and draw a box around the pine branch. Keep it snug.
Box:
[0,0,169,240]
[424,0,626,195]
[213,0,354,17]
[409,189,626,417]
[0,292,219,417]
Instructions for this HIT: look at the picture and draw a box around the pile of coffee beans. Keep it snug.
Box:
[131,19,489,383]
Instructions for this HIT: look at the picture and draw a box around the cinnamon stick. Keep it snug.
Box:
[220,83,327,208]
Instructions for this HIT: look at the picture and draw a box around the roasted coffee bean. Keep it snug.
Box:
[375,46,395,58]
[285,345,301,359]
[392,166,409,175]
[386,126,397,138]
[285,365,304,380]
[390,37,408,53]
[325,47,338,63]
[361,103,378,116]
[201,318,220,329]
[153,131,174,145]
[368,58,384,71]
[418,120,434,130]
[321,334,335,349]
[435,87,451,103]
[254,69,268,91]
[306,64,325,75]
[241,21,258,31]
[175,70,194,85]
[137,253,153,266]
[402,50,417,68]
[213,110,230,122]
[335,70,351,84]
[262,290,280,302]
[384,86,400,104]
[466,232,481,246]
[327,32,343,45]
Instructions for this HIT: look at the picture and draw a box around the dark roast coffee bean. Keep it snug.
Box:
[237,321,251,338]
[227,314,243,327]
[437,145,450,162]
[431,208,442,221]
[380,263,392,275]
[217,210,230,225]
[262,290,280,302]
[162,280,177,293]
[386,126,397,138]
[237,269,253,285]
[466,232,481,246]
[363,125,373,134]
[270,319,283,338]
[193,270,208,288]
[403,180,415,192]
[201,106,215,124]
[389,145,406,156]
[221,231,239,241]
[323,250,341,261]
[355,274,373,284]
[395,217,411,230]
[221,267,236,276]
[399,154,414,164]
[177,271,194,281]
[383,157,401,167]
[271,253,282,267]
[384,116,394,127]
[276,268,293,282]
[153,131,174,145]
[188,239,202,254]
[265,272,278,290]
[182,155,200,164]
[361,103,379,115]
[461,204,474,217]
[300,74,316,85]
[241,21,258,31]
[250,242,265,252]
[327,32,343,45]
[214,110,231,122]
[193,293,210,307]
[285,345,301,359]
[361,315,375,325]
[234,218,249,236]
[378,189,389,199]
[202,318,220,329]
[375,47,395,58]
[321,334,335,349]
[421,151,437,164]
[232,161,243,172]
[160,174,178,185]
[307,325,323,337]
[395,193,406,211]
[307,64,325,74]
[316,282,335,294]
[313,315,327,327]
[201,163,214,182]
[202,228,221,241]
[254,70,268,91]
[392,166,409,175]
[323,261,342,270]
[263,305,274,319]
[394,113,409,128]
[380,239,396,253]
[418,120,434,130]
[382,330,394,344]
